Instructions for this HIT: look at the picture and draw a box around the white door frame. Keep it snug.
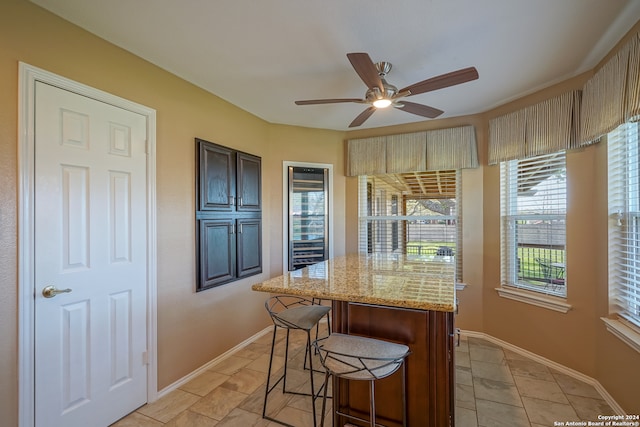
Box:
[17,62,158,427]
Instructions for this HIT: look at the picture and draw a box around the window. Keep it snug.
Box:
[608,122,640,331]
[500,151,567,298]
[358,170,463,281]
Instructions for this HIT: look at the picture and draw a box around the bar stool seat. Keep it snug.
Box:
[262,296,331,427]
[313,333,410,427]
[273,304,331,330]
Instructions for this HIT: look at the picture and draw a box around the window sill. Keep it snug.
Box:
[456,282,467,291]
[495,287,572,313]
[601,317,640,354]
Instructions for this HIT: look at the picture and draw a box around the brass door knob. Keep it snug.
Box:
[42,285,72,298]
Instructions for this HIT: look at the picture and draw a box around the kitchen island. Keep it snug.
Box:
[252,253,456,427]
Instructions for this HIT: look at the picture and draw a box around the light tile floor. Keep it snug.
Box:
[455,336,614,427]
[111,328,615,427]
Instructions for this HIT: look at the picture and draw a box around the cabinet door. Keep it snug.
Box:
[198,140,236,211]
[237,218,262,278]
[236,152,261,211]
[197,219,236,289]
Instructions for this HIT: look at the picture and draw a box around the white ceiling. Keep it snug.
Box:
[31,0,640,131]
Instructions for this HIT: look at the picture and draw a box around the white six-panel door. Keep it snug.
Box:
[34,81,148,427]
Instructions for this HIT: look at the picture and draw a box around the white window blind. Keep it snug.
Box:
[608,122,640,329]
[358,170,463,281]
[500,151,567,297]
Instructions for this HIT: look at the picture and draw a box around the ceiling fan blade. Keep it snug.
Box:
[349,106,376,128]
[396,101,444,119]
[295,98,363,105]
[400,67,479,96]
[347,53,384,92]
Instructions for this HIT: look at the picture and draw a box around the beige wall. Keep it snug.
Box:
[0,1,349,425]
[1,1,639,424]
[265,124,347,275]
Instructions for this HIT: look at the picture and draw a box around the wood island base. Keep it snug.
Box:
[332,301,455,427]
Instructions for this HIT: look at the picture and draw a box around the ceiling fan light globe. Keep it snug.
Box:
[373,99,392,108]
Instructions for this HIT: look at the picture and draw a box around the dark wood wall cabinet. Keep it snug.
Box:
[195,138,262,291]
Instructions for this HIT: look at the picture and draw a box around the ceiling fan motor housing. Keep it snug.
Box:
[366,83,397,102]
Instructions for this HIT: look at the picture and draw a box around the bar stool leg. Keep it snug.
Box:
[369,380,376,427]
[262,325,278,418]
[305,330,318,426]
[303,331,311,371]
[319,371,330,427]
[402,361,407,427]
[282,329,290,392]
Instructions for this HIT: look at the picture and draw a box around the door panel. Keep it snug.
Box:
[110,171,132,263]
[61,300,90,411]
[237,152,261,211]
[110,290,134,387]
[198,219,236,286]
[237,218,262,277]
[34,81,148,427]
[198,140,235,211]
[61,165,90,270]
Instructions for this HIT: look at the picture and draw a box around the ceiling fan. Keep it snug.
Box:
[295,52,479,128]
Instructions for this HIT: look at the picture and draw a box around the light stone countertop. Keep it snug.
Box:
[252,253,456,312]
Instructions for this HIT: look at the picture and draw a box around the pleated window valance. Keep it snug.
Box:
[347,136,387,176]
[581,32,640,143]
[488,90,581,165]
[346,125,478,176]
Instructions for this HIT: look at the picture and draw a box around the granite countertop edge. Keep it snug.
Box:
[251,283,455,312]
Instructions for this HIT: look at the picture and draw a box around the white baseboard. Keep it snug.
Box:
[459,329,625,415]
[156,316,329,400]
[156,326,272,400]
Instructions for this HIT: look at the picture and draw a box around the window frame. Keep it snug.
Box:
[357,171,463,283]
[496,151,571,312]
[605,122,640,352]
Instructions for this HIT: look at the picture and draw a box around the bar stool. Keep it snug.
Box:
[262,295,331,426]
[313,333,410,427]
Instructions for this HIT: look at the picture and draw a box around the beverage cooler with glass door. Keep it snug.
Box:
[288,166,329,271]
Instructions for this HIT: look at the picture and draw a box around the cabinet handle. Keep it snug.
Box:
[238,223,243,234]
[229,195,235,206]
[230,224,235,234]
[238,197,243,207]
